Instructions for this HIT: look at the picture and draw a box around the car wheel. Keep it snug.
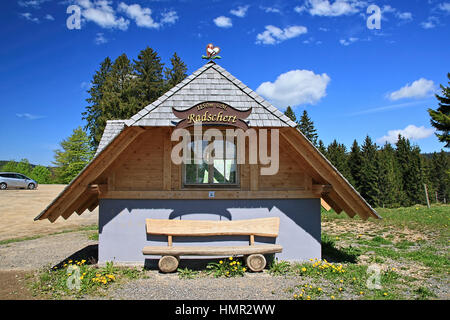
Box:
[27,183,36,190]
[0,183,7,190]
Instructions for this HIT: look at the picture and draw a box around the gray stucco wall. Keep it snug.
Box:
[98,199,321,265]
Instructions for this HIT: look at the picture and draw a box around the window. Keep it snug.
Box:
[184,138,238,187]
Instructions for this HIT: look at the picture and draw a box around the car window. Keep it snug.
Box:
[3,174,14,178]
[15,174,25,179]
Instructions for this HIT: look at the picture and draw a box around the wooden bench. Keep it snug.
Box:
[142,217,283,273]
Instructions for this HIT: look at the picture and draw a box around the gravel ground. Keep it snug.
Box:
[102,272,302,300]
[0,231,97,271]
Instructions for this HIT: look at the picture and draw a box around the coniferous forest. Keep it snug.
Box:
[284,106,450,209]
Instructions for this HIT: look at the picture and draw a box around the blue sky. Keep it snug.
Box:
[1,0,449,166]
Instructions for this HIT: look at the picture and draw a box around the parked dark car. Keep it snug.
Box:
[0,172,38,190]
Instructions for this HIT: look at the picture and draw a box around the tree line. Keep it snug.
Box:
[284,106,450,208]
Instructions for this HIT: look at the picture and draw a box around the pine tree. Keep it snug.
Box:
[317,139,327,156]
[430,151,450,202]
[284,106,297,123]
[164,52,188,90]
[101,53,141,119]
[133,47,165,108]
[360,136,380,207]
[348,140,362,191]
[395,136,425,206]
[53,127,94,184]
[428,73,450,148]
[298,110,318,147]
[82,57,112,148]
[377,143,404,207]
[326,140,350,180]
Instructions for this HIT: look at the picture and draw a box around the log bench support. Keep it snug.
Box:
[142,217,283,273]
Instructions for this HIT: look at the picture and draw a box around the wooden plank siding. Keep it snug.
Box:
[98,127,318,193]
[35,126,378,222]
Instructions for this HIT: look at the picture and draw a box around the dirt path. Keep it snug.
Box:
[0,184,98,242]
[0,271,36,300]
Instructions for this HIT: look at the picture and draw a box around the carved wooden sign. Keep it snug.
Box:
[173,102,252,130]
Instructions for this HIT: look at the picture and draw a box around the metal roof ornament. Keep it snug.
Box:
[202,43,221,60]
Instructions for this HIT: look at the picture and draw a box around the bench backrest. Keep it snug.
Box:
[145,217,280,238]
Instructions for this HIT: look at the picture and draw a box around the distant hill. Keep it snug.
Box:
[0,160,54,171]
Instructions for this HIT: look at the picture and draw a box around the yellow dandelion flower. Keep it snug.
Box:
[306,296,311,300]
[360,291,364,295]
[219,260,223,264]
[318,288,322,291]
[242,268,246,272]
[383,292,388,296]
[294,294,298,298]
[301,267,307,272]
[331,296,335,300]
[229,257,233,260]
[339,280,344,283]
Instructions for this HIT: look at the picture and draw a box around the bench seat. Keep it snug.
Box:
[142,244,283,256]
[143,217,282,272]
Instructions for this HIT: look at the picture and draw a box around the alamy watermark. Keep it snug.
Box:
[66,5,81,30]
[171,123,280,176]
[367,5,382,30]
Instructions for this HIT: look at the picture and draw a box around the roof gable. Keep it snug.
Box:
[126,62,297,128]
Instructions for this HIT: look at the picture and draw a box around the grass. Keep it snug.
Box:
[315,203,449,299]
[31,260,147,299]
[0,224,98,245]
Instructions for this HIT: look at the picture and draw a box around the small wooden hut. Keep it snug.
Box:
[35,61,380,265]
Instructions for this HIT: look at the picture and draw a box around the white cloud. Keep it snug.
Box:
[256,25,308,45]
[339,37,358,46]
[16,113,45,120]
[230,5,249,18]
[20,12,39,23]
[117,3,178,29]
[213,16,232,28]
[76,0,129,30]
[256,69,331,108]
[118,3,158,28]
[80,81,93,89]
[296,0,366,17]
[438,2,450,13]
[421,16,439,29]
[45,14,54,21]
[377,125,435,144]
[381,5,412,21]
[388,78,435,101]
[18,0,49,8]
[94,32,108,45]
[397,12,412,20]
[260,6,281,14]
[160,10,178,25]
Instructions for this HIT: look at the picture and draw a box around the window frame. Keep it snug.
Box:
[182,135,240,189]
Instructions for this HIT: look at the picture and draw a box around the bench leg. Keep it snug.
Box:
[246,254,266,272]
[158,255,179,273]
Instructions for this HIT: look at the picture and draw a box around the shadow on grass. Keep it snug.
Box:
[52,244,98,270]
[321,234,360,264]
